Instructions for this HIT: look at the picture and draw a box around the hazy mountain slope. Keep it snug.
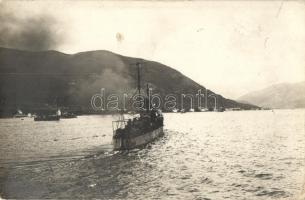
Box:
[0,47,257,116]
[238,82,305,109]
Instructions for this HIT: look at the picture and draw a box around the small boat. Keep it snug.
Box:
[172,108,178,113]
[208,107,214,111]
[180,109,186,113]
[112,62,164,150]
[14,113,28,118]
[34,114,60,121]
[60,112,77,119]
[198,107,209,112]
[13,109,27,118]
[217,107,225,112]
[189,108,195,112]
[34,109,60,121]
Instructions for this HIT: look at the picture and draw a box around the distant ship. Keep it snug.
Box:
[217,107,225,112]
[34,109,61,121]
[197,89,209,112]
[198,107,209,112]
[61,111,77,119]
[172,108,178,113]
[34,115,60,121]
[180,109,186,113]
[112,62,164,150]
[13,109,27,118]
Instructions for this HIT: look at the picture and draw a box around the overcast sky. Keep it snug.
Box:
[1,0,305,99]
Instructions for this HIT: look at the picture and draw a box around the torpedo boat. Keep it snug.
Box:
[112,62,164,150]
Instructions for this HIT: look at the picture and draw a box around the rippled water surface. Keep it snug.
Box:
[0,110,304,199]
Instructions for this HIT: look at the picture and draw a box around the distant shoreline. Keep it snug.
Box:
[1,108,305,119]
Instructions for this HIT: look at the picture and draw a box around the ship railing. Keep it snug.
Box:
[112,119,128,134]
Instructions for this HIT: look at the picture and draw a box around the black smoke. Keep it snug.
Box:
[0,3,63,51]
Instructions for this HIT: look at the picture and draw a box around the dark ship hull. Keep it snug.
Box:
[34,115,60,121]
[61,113,77,119]
[14,114,28,118]
[113,126,163,150]
[112,109,164,150]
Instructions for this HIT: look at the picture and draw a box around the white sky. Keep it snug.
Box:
[3,0,305,99]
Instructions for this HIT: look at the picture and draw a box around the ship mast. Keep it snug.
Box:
[135,61,150,112]
[146,83,150,112]
[205,88,207,109]
[136,62,151,112]
[136,62,141,96]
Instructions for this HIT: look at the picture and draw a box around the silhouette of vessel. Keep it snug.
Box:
[112,62,164,150]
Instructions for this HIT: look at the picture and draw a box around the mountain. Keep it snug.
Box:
[238,82,305,109]
[0,47,257,116]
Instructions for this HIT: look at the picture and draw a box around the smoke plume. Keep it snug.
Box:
[0,3,63,51]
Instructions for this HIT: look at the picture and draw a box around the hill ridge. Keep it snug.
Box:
[0,47,258,116]
[238,81,305,109]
